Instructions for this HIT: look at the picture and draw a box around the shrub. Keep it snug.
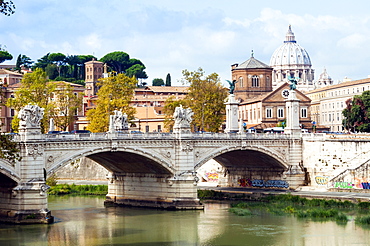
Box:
[46,173,58,186]
[229,208,252,216]
[356,215,370,225]
[335,213,348,223]
[358,202,370,210]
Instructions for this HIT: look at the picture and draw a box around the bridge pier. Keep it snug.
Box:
[0,142,53,224]
[0,104,54,224]
[0,181,53,224]
[105,172,203,209]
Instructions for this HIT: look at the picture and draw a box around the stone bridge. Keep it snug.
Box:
[0,130,305,224]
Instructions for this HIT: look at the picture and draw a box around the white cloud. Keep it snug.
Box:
[337,33,369,49]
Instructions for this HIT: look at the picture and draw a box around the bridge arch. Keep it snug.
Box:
[195,145,289,171]
[0,159,20,185]
[46,146,175,176]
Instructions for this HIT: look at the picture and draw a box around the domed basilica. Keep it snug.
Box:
[269,25,315,91]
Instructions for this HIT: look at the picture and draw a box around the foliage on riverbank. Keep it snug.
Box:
[48,184,108,195]
[222,193,370,225]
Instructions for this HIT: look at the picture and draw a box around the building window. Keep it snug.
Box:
[266,108,272,118]
[277,108,284,118]
[252,75,259,87]
[239,77,243,87]
[301,107,307,118]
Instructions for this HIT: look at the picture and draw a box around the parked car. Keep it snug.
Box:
[70,130,91,134]
[130,131,143,134]
[47,131,62,134]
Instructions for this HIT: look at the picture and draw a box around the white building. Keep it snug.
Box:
[306,77,370,132]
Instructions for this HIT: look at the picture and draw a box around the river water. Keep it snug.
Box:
[1,196,370,246]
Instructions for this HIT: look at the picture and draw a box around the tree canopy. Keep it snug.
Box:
[86,73,137,132]
[0,0,15,16]
[6,68,56,132]
[33,53,96,82]
[165,73,171,86]
[15,54,33,69]
[100,51,148,79]
[181,68,228,132]
[0,133,21,165]
[152,78,164,86]
[342,91,370,132]
[0,47,13,63]
[51,82,83,131]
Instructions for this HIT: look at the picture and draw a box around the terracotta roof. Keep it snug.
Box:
[0,69,23,76]
[136,86,189,93]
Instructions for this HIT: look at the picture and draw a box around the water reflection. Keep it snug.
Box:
[1,196,370,245]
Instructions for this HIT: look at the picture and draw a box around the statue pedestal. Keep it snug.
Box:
[284,90,301,136]
[224,94,239,133]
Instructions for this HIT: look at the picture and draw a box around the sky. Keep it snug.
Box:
[1,0,370,86]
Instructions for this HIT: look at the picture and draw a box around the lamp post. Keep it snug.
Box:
[145,103,149,132]
[201,103,206,132]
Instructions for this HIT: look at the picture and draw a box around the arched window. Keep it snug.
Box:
[239,77,244,87]
[252,75,259,87]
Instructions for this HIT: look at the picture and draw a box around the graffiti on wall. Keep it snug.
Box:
[238,178,289,189]
[238,178,252,187]
[331,181,370,190]
[315,176,329,185]
[206,173,219,182]
[316,176,370,190]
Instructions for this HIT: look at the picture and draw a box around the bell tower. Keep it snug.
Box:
[85,58,104,96]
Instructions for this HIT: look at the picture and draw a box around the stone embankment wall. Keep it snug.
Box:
[302,134,370,191]
[55,157,108,182]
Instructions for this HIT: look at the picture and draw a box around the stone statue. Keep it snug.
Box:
[112,110,128,131]
[173,105,193,129]
[288,76,299,90]
[18,104,44,129]
[226,80,237,94]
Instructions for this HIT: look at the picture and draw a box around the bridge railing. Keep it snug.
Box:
[13,131,299,142]
[191,132,293,140]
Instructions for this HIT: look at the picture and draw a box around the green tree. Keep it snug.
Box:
[33,53,51,70]
[152,78,164,86]
[125,64,148,79]
[86,73,137,132]
[181,68,228,132]
[100,51,130,74]
[342,91,370,132]
[51,82,83,131]
[0,0,15,16]
[6,68,56,133]
[163,96,184,132]
[0,46,12,63]
[165,73,171,86]
[15,54,33,70]
[44,64,58,80]
[0,133,21,164]
[48,52,66,77]
[100,51,148,79]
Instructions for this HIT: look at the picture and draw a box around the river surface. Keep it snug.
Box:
[1,196,370,246]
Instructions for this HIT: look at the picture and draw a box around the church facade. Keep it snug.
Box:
[231,54,312,132]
